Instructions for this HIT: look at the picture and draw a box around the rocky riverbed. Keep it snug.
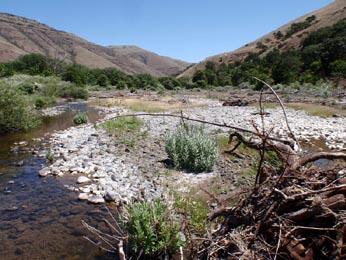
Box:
[38,97,346,204]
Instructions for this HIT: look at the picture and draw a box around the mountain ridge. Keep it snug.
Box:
[0,13,190,76]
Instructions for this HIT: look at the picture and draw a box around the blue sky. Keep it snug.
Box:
[0,0,333,63]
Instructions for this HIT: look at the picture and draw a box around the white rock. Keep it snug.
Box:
[88,195,105,204]
[78,193,89,200]
[38,168,50,177]
[77,176,91,184]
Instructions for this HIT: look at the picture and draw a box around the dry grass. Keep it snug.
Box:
[287,103,346,118]
[93,96,206,112]
[251,102,279,109]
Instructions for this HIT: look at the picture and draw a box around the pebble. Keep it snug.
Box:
[88,195,105,204]
[38,168,50,177]
[78,193,89,200]
[77,176,90,184]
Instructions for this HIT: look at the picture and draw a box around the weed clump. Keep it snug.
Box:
[165,123,218,173]
[124,200,183,258]
[73,112,88,125]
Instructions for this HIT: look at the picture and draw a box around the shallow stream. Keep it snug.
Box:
[0,103,113,260]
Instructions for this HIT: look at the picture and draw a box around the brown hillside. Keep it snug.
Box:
[0,13,189,76]
[179,0,346,78]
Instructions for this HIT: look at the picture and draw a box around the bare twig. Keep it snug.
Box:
[253,77,299,148]
[274,224,282,260]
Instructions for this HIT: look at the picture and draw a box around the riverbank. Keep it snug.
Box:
[38,93,346,206]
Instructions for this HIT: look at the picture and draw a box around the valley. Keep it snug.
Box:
[0,1,345,259]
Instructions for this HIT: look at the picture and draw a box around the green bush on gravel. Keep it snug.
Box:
[124,200,183,258]
[165,123,218,173]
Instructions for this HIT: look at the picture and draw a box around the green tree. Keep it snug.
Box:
[62,64,89,85]
[330,60,346,78]
[97,74,109,87]
[11,53,52,75]
[192,70,207,83]
[272,51,302,84]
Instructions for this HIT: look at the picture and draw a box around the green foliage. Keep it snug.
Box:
[18,83,35,94]
[191,18,345,88]
[0,82,40,132]
[165,123,218,173]
[192,70,207,84]
[174,193,208,235]
[10,53,53,76]
[45,149,54,163]
[60,85,88,100]
[159,77,181,90]
[34,96,55,109]
[272,51,302,84]
[264,151,282,170]
[34,97,46,109]
[330,60,346,78]
[274,30,284,40]
[96,73,109,87]
[285,15,316,38]
[101,117,142,135]
[62,64,89,86]
[124,200,183,258]
[73,112,88,125]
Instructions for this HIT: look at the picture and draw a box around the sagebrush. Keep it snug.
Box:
[165,123,218,173]
[124,200,183,258]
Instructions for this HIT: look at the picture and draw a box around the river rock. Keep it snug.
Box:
[77,176,90,184]
[16,160,24,167]
[88,195,105,204]
[105,190,121,202]
[78,193,89,200]
[39,168,50,177]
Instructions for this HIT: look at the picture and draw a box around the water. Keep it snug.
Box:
[0,103,114,260]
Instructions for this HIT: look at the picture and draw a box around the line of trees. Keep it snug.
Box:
[0,53,192,91]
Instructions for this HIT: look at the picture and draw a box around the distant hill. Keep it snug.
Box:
[0,13,189,76]
[108,45,189,76]
[179,0,346,78]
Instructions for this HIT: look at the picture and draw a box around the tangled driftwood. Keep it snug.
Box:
[204,137,346,259]
[200,79,346,260]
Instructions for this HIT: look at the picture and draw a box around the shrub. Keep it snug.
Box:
[35,96,47,109]
[165,123,218,173]
[96,74,109,87]
[18,83,35,94]
[0,82,40,132]
[330,59,346,78]
[60,85,88,100]
[73,112,88,125]
[34,96,56,109]
[124,200,183,258]
[69,86,88,99]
